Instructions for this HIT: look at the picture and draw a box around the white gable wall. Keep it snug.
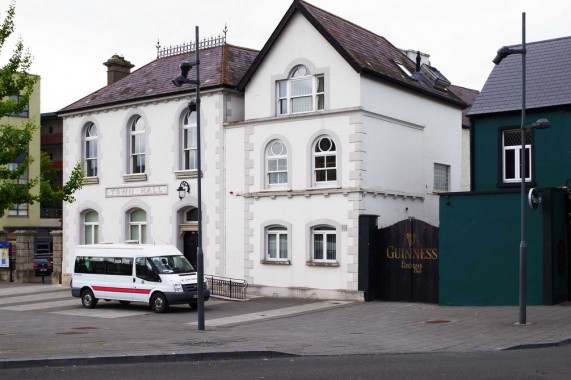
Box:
[244,12,360,120]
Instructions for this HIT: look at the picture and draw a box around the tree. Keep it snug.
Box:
[0,1,84,217]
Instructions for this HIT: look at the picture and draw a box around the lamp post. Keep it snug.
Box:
[493,13,549,325]
[172,26,205,331]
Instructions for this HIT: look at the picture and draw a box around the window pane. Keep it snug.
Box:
[141,225,147,244]
[86,159,97,177]
[278,81,287,98]
[130,225,139,242]
[317,94,324,110]
[85,225,93,245]
[326,169,337,181]
[279,99,287,114]
[86,140,97,158]
[85,211,98,222]
[291,78,312,96]
[94,225,99,244]
[326,234,336,260]
[131,209,146,222]
[317,76,324,93]
[268,234,277,258]
[277,158,287,171]
[132,117,145,131]
[268,159,278,172]
[279,235,288,259]
[314,235,323,260]
[291,96,312,113]
[325,155,336,168]
[504,149,515,179]
[315,156,325,169]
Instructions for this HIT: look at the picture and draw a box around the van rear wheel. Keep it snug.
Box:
[81,289,98,309]
[150,293,169,313]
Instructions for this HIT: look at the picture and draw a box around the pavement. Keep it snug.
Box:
[0,282,570,369]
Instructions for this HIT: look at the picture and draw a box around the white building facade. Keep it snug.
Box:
[60,0,466,300]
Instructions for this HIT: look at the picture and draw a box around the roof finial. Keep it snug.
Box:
[156,39,161,58]
[223,23,228,41]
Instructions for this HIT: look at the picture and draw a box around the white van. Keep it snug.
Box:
[70,244,209,313]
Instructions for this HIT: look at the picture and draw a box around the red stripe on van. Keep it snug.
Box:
[93,286,151,294]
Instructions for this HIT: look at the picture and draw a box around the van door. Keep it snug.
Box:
[133,257,159,303]
[104,257,134,301]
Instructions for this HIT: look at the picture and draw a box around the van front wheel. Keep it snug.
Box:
[150,293,169,313]
[81,289,98,309]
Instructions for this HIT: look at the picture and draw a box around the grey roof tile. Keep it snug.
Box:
[470,36,571,115]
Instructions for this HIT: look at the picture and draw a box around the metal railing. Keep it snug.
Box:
[157,35,226,59]
[206,275,248,300]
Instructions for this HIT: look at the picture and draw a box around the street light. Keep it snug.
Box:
[493,13,549,325]
[172,26,205,331]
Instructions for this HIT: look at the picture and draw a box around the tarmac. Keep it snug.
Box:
[0,282,570,369]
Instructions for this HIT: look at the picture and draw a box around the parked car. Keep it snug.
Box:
[33,258,52,276]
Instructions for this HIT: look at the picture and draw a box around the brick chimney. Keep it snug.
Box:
[103,55,134,85]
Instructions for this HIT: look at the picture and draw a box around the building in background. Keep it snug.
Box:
[439,36,571,306]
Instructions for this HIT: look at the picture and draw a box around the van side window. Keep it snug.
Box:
[106,257,133,276]
[135,257,156,281]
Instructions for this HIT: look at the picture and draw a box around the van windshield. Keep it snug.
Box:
[150,255,195,274]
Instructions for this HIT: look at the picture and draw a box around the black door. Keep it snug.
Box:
[183,231,198,269]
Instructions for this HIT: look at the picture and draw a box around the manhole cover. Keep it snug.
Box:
[72,327,100,330]
[425,320,451,324]
[56,331,88,335]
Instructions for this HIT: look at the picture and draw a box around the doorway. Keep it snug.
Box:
[183,231,198,269]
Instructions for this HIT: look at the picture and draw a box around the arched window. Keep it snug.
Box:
[313,136,337,185]
[84,123,98,177]
[129,209,147,243]
[130,116,146,174]
[277,65,324,115]
[182,111,197,170]
[266,226,288,260]
[83,210,99,244]
[266,140,288,188]
[311,225,336,261]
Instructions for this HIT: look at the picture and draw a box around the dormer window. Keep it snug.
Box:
[277,65,324,115]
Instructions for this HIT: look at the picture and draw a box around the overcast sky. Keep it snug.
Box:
[3,0,571,113]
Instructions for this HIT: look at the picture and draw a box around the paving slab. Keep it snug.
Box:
[0,283,570,369]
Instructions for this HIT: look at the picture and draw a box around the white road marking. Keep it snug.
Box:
[189,300,352,327]
[0,291,70,305]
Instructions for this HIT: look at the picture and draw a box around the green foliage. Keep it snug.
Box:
[0,2,85,218]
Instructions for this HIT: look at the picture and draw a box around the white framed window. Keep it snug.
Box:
[266,226,288,261]
[182,111,197,170]
[130,116,146,174]
[313,136,337,185]
[277,65,324,115]
[84,210,99,244]
[503,129,531,182]
[312,225,336,262]
[84,123,98,177]
[266,140,288,188]
[129,209,147,243]
[433,163,450,192]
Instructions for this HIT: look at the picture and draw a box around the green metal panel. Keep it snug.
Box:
[439,192,543,305]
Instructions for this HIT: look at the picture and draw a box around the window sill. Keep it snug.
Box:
[175,170,199,179]
[123,173,147,182]
[259,188,291,193]
[306,261,339,267]
[261,259,291,265]
[84,176,99,185]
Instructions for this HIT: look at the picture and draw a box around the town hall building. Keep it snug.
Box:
[59,0,468,300]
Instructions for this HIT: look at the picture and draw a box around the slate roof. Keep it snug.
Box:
[470,36,571,116]
[59,44,258,114]
[238,0,466,108]
[449,85,479,127]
